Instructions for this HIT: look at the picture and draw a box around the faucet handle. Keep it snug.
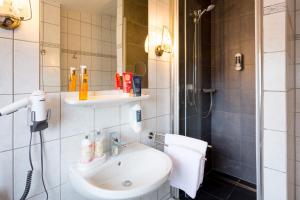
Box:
[112,137,119,143]
[112,137,127,148]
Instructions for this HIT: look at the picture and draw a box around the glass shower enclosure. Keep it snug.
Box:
[179,0,256,185]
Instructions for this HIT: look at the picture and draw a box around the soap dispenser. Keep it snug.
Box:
[130,104,142,133]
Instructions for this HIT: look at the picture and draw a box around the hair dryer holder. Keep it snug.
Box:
[27,109,51,132]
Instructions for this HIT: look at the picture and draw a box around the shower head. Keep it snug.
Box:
[206,4,215,12]
[191,4,215,23]
[201,4,215,15]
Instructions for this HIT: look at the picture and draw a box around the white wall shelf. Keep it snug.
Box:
[64,90,150,107]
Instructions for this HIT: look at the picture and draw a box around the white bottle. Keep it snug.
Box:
[94,130,104,158]
[80,135,93,164]
[89,132,95,156]
[130,104,142,133]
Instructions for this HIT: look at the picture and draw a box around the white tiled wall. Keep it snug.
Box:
[0,0,172,200]
[263,0,295,199]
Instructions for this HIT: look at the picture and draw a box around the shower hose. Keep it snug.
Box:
[202,92,214,118]
[20,130,48,200]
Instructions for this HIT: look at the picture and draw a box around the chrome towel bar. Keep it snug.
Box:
[148,132,213,148]
[148,132,211,161]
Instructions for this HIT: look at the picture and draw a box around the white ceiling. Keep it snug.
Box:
[60,0,117,16]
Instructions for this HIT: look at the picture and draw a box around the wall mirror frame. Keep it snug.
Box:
[39,0,149,93]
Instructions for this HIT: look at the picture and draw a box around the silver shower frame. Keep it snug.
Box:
[171,0,263,199]
[255,0,263,199]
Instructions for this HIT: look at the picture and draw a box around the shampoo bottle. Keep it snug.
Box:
[80,135,93,164]
[94,130,104,158]
[68,67,77,91]
[79,65,88,100]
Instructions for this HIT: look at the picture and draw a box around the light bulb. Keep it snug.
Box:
[144,35,149,53]
[12,0,24,10]
[161,26,172,53]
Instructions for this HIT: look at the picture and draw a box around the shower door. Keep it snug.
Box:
[179,0,213,172]
[179,0,257,184]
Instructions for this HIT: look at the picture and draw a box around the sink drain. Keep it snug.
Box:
[122,180,132,187]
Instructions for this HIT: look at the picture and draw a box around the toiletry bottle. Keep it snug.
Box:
[122,72,133,95]
[132,75,142,97]
[68,67,77,91]
[95,130,104,158]
[89,132,95,157]
[80,135,93,164]
[115,73,121,89]
[79,65,88,100]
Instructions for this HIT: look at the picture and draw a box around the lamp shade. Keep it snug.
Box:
[161,26,172,53]
[0,0,31,20]
[0,0,31,29]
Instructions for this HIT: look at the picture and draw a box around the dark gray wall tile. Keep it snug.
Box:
[211,0,256,183]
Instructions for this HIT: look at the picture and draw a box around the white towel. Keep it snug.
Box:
[165,134,208,195]
[165,144,205,199]
[165,134,208,155]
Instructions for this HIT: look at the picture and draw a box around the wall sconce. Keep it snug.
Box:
[0,0,32,30]
[144,35,149,54]
[155,26,173,57]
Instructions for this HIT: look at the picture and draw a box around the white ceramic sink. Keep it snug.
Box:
[69,143,173,200]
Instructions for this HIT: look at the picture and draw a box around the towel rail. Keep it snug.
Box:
[148,132,213,148]
[148,132,210,161]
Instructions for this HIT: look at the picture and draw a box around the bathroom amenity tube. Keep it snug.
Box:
[122,72,133,94]
[132,76,142,97]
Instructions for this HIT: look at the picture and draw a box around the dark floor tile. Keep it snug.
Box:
[200,177,236,199]
[208,170,240,183]
[180,190,219,200]
[239,180,256,189]
[228,187,256,200]
[195,191,220,200]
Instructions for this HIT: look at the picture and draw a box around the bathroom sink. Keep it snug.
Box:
[69,143,173,200]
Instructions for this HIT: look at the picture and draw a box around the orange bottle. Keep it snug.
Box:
[68,67,77,92]
[79,65,88,100]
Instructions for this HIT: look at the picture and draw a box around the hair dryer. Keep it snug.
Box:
[0,90,49,131]
[0,90,47,120]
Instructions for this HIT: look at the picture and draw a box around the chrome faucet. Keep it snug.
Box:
[111,137,127,156]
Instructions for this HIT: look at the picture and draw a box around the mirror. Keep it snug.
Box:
[39,0,148,92]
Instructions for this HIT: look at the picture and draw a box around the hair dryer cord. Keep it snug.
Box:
[19,131,48,200]
[20,131,34,200]
[39,131,48,200]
